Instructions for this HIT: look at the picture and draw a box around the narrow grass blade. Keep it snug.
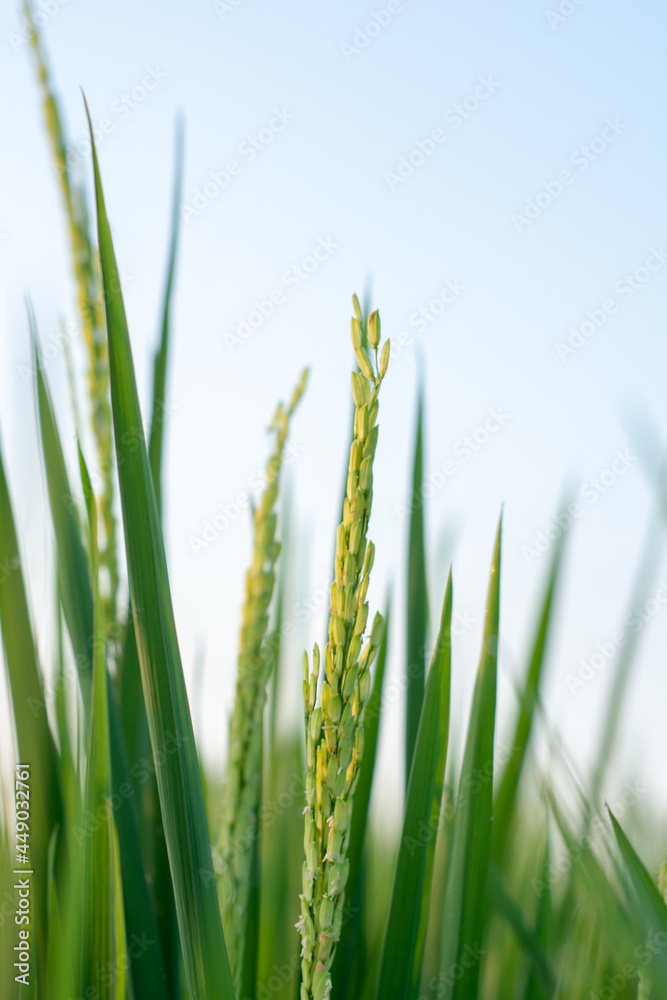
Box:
[148,117,184,519]
[493,529,565,862]
[0,421,62,979]
[376,575,452,1000]
[331,592,392,998]
[609,809,667,935]
[486,865,552,998]
[438,517,502,1000]
[405,392,428,788]
[32,317,169,1000]
[78,444,126,1000]
[522,832,553,1000]
[85,99,235,1000]
[33,314,93,718]
[118,121,184,999]
[590,514,662,806]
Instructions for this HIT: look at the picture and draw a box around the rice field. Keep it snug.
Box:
[1,11,666,1000]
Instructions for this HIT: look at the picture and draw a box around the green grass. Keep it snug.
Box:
[1,21,666,1000]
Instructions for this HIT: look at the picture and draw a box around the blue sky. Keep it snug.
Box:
[0,0,666,821]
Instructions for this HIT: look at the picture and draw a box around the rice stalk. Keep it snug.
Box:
[217,367,308,994]
[25,3,118,626]
[298,305,389,1000]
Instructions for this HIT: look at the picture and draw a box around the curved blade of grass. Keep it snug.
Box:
[118,120,184,1000]
[376,575,452,1000]
[0,421,62,982]
[493,528,565,862]
[78,444,127,1000]
[522,831,553,1000]
[590,514,662,807]
[85,98,235,1000]
[438,516,502,1000]
[405,391,428,789]
[609,808,667,933]
[331,591,392,998]
[32,317,168,1000]
[486,864,552,998]
[32,313,93,719]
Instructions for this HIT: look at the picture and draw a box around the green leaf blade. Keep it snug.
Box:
[86,100,235,1000]
[438,517,502,1000]
[376,576,452,1000]
[406,393,428,788]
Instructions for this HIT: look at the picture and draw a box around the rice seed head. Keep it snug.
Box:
[299,301,389,1000]
[218,367,307,995]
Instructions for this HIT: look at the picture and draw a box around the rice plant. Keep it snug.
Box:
[1,19,667,1000]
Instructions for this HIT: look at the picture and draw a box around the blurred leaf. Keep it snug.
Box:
[486,864,552,998]
[32,315,169,1000]
[86,99,235,1000]
[437,517,502,1000]
[522,831,553,1000]
[0,417,61,981]
[406,392,428,788]
[493,529,565,862]
[148,117,184,518]
[376,575,452,1000]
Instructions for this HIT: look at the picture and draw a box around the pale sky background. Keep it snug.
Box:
[0,0,666,828]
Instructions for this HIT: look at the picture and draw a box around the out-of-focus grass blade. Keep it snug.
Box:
[0,420,61,979]
[32,314,93,718]
[438,517,502,999]
[486,865,552,998]
[522,831,553,1000]
[148,117,183,518]
[609,809,667,955]
[493,529,565,862]
[405,392,428,788]
[332,592,392,998]
[590,515,662,807]
[376,576,451,1000]
[32,317,168,1000]
[85,100,235,1000]
[78,444,126,1000]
